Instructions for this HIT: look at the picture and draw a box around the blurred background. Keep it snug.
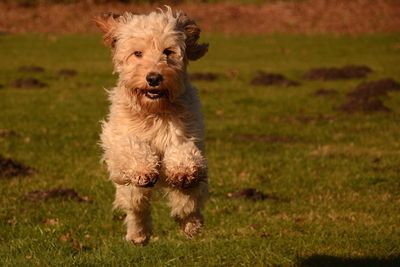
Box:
[1,0,399,35]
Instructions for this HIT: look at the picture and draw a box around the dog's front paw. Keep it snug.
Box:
[123,170,159,188]
[163,143,207,189]
[165,167,203,189]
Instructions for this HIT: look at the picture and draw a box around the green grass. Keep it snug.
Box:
[0,33,400,266]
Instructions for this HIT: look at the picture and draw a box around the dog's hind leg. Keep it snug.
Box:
[114,185,153,245]
[165,181,208,238]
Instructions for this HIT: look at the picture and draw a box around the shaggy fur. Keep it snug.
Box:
[94,7,209,245]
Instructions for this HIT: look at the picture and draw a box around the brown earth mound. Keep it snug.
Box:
[24,188,88,202]
[294,115,337,124]
[0,155,34,178]
[58,68,78,78]
[347,78,400,99]
[313,88,338,96]
[251,71,299,87]
[227,188,269,201]
[0,129,17,138]
[304,65,372,81]
[11,78,48,89]
[339,98,390,113]
[0,1,399,34]
[339,78,400,113]
[190,72,219,81]
[227,188,289,202]
[18,65,45,73]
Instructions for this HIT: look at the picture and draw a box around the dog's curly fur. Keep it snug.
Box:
[94,7,208,245]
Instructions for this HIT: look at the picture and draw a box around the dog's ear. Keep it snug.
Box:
[176,13,208,61]
[93,12,121,48]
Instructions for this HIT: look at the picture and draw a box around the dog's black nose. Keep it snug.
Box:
[146,72,163,87]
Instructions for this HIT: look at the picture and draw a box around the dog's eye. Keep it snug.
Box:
[111,38,117,48]
[133,51,143,58]
[163,49,174,56]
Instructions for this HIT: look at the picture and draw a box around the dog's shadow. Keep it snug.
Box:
[298,254,400,267]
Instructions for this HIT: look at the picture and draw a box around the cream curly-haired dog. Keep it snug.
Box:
[94,7,208,245]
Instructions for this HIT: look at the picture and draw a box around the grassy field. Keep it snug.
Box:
[0,33,400,266]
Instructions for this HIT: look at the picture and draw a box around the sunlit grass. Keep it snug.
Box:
[0,33,399,266]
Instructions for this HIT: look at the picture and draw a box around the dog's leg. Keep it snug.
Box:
[114,185,153,245]
[163,142,208,237]
[165,182,208,238]
[101,125,160,187]
[163,142,207,189]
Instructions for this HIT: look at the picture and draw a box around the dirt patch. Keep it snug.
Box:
[0,155,34,178]
[236,134,297,144]
[0,1,399,35]
[227,188,288,202]
[228,188,268,201]
[0,129,17,138]
[58,68,78,78]
[313,88,338,96]
[17,65,45,73]
[339,98,390,113]
[11,77,47,89]
[190,72,218,81]
[304,65,372,80]
[251,71,300,87]
[294,115,337,124]
[339,78,400,113]
[347,78,400,99]
[23,188,88,202]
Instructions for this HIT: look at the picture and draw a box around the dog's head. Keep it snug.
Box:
[94,7,208,114]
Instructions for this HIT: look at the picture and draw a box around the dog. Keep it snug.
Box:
[94,7,209,245]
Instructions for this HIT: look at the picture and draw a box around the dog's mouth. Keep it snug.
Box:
[142,89,168,100]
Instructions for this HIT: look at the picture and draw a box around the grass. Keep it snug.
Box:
[0,33,400,266]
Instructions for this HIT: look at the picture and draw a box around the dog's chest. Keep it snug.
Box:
[133,116,187,152]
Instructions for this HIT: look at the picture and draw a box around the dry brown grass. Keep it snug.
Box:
[0,0,399,34]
